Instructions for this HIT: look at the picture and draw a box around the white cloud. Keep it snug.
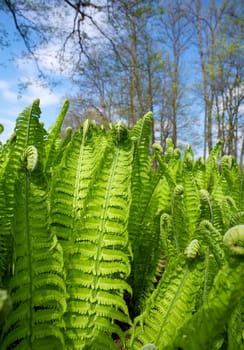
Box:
[15,2,110,79]
[0,77,65,138]
[0,80,17,102]
[19,81,61,107]
[0,78,61,108]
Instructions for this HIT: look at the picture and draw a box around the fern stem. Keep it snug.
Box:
[24,170,33,348]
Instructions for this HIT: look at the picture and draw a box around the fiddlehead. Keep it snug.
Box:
[111,121,129,144]
[24,145,38,172]
[184,239,201,259]
[223,225,244,255]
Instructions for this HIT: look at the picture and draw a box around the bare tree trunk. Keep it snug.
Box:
[240,137,244,172]
[130,20,144,120]
[196,0,213,154]
[172,58,178,147]
[129,67,137,127]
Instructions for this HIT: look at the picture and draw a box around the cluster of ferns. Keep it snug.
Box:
[0,99,243,350]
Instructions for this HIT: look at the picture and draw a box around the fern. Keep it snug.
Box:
[171,184,189,253]
[0,101,66,349]
[0,100,44,289]
[204,139,222,192]
[227,297,244,350]
[197,220,225,268]
[128,112,153,250]
[1,100,243,349]
[181,147,201,238]
[128,144,173,316]
[43,99,69,173]
[174,260,244,350]
[128,255,205,349]
[51,120,133,348]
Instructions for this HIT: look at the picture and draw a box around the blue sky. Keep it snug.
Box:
[0,10,72,144]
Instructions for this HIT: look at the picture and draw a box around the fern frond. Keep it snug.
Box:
[174,261,244,350]
[199,189,213,223]
[181,149,201,237]
[171,185,189,253]
[160,213,176,260]
[0,100,44,289]
[0,101,66,349]
[220,155,243,209]
[197,220,225,267]
[1,172,66,349]
[44,99,69,173]
[128,256,205,349]
[194,157,206,189]
[227,297,244,350]
[205,139,222,191]
[128,112,153,248]
[51,120,107,241]
[51,121,133,348]
[128,138,174,316]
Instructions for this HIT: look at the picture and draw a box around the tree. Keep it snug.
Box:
[213,1,244,160]
[157,0,193,147]
[1,0,243,162]
[1,0,111,81]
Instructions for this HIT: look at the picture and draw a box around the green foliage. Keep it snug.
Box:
[0,100,243,349]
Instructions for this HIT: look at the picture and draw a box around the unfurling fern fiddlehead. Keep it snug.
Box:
[223,225,244,255]
[24,145,38,172]
[184,239,201,259]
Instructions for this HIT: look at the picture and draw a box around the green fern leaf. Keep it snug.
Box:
[44,99,69,173]
[0,101,44,289]
[174,261,244,350]
[51,121,133,348]
[171,185,189,253]
[205,139,222,191]
[197,220,225,267]
[181,148,201,237]
[1,170,66,350]
[128,112,153,248]
[0,101,66,349]
[128,256,205,349]
[227,297,244,350]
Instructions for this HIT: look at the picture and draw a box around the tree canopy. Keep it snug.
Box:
[1,0,243,165]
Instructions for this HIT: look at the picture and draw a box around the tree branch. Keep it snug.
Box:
[4,0,46,78]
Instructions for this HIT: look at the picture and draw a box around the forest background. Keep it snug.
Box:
[0,0,243,166]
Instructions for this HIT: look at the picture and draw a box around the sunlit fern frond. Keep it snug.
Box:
[128,112,153,250]
[0,100,45,289]
[44,99,69,173]
[51,120,133,348]
[205,139,223,192]
[1,180,66,349]
[1,102,66,348]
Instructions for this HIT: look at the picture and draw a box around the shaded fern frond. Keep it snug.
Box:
[128,256,205,350]
[181,149,201,237]
[227,297,244,350]
[171,185,189,253]
[197,220,225,268]
[174,261,244,350]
